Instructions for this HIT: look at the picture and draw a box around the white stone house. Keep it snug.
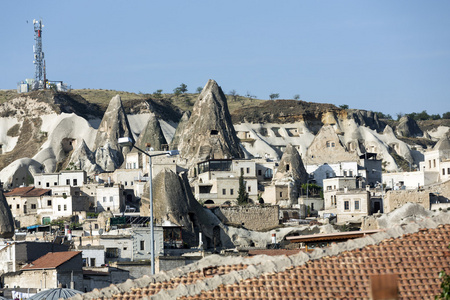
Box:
[322,177,371,223]
[95,184,125,213]
[34,170,87,188]
[2,251,83,291]
[77,245,105,267]
[422,138,450,183]
[194,159,258,205]
[99,226,164,263]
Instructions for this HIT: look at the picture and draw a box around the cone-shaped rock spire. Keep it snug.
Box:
[273,143,308,183]
[0,191,15,238]
[177,80,243,166]
[170,111,191,150]
[93,95,134,171]
[135,113,167,151]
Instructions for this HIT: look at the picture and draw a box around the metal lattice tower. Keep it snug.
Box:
[33,19,45,83]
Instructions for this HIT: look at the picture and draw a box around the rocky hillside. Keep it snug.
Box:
[0,82,449,188]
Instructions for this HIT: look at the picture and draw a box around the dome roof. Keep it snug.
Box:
[28,288,83,300]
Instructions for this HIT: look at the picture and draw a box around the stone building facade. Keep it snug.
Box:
[212,205,279,231]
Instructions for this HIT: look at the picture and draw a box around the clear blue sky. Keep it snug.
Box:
[1,1,449,117]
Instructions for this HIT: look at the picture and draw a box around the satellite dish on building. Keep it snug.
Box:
[98,228,104,235]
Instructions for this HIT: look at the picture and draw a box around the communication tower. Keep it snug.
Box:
[33,19,46,89]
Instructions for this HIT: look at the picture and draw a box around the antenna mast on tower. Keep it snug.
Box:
[33,19,45,89]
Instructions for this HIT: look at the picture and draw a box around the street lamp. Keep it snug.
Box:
[118,137,179,275]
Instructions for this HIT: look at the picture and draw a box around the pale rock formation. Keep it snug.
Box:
[396,116,423,137]
[170,111,191,150]
[134,113,167,151]
[93,95,134,171]
[0,158,42,189]
[95,142,121,172]
[69,139,102,175]
[0,190,14,238]
[177,80,243,168]
[274,143,308,184]
[305,125,359,165]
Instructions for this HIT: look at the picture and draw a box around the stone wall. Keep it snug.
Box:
[384,180,450,213]
[213,205,279,231]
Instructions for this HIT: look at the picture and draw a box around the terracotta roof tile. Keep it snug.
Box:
[5,186,51,197]
[75,222,450,300]
[22,251,81,270]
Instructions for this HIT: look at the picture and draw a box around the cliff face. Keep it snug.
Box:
[0,84,449,189]
[176,79,244,167]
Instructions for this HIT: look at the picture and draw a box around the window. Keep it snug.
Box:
[448,168,450,174]
[124,181,127,186]
[110,196,113,202]
[103,197,106,202]
[9,205,12,209]
[230,189,234,195]
[38,181,41,186]
[246,167,250,174]
[73,179,78,186]
[222,189,226,195]
[140,240,145,251]
[311,203,314,210]
[66,179,70,185]
[46,182,50,187]
[258,170,262,176]
[31,204,36,209]
[16,204,20,209]
[64,204,67,211]
[94,224,99,229]
[444,169,446,175]
[90,258,96,267]
[286,164,290,171]
[47,199,52,206]
[355,200,360,210]
[349,170,353,176]
[434,159,436,168]
[280,192,283,197]
[105,248,119,258]
[343,170,347,177]
[429,160,432,169]
[58,205,61,211]
[248,186,251,192]
[54,182,57,186]
[344,201,349,211]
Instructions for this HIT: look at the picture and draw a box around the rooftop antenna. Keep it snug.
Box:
[33,19,45,89]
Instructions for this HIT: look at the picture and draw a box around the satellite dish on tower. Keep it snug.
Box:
[98,228,104,235]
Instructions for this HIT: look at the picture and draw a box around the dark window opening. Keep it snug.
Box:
[210,130,219,135]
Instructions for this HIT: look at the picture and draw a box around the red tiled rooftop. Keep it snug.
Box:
[75,222,450,300]
[5,186,51,197]
[22,251,81,270]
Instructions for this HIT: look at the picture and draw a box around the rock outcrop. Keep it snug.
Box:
[0,190,14,238]
[93,95,134,171]
[170,111,191,150]
[396,116,423,137]
[273,143,308,183]
[305,125,359,165]
[140,169,220,247]
[177,80,243,167]
[134,113,167,151]
[69,140,102,175]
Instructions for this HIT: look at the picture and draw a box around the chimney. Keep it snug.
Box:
[370,274,398,300]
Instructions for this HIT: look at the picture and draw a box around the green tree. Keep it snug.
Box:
[229,89,239,102]
[443,112,450,119]
[179,83,188,94]
[339,104,349,109]
[237,169,249,205]
[293,94,300,100]
[153,89,163,98]
[173,87,182,97]
[196,86,203,93]
[269,93,280,100]
[436,270,450,299]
